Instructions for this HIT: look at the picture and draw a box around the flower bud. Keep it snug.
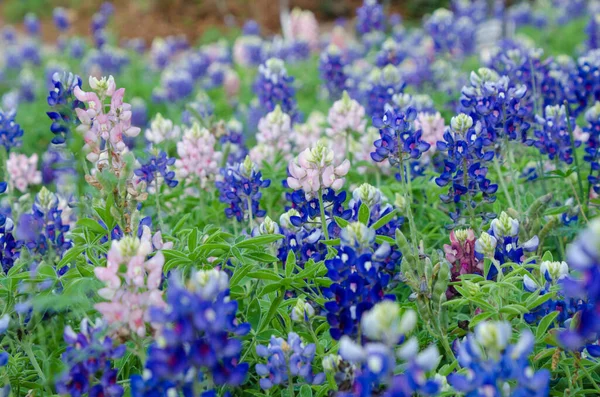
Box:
[450,113,473,135]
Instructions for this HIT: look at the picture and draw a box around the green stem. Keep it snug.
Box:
[580,360,600,392]
[462,157,476,226]
[493,155,515,209]
[287,367,296,397]
[564,101,586,213]
[23,342,52,395]
[503,134,522,211]
[154,178,165,232]
[318,188,329,240]
[247,196,254,230]
[403,163,419,252]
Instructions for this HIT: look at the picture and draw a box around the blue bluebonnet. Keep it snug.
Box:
[138,269,250,395]
[324,222,396,340]
[587,14,600,51]
[337,302,440,396]
[525,104,580,164]
[24,13,40,36]
[41,144,76,189]
[435,114,497,223]
[560,218,600,353]
[0,315,9,369]
[221,119,247,164]
[16,187,72,261]
[47,71,83,144]
[255,332,325,390]
[448,321,550,396]
[181,92,214,125]
[319,45,348,100]
[55,318,126,397]
[424,9,475,57]
[583,102,600,194]
[216,156,269,222]
[20,40,41,66]
[152,68,194,103]
[83,47,130,76]
[0,109,23,152]
[370,107,431,169]
[0,213,21,275]
[460,68,531,142]
[355,0,385,36]
[253,58,301,122]
[475,212,538,279]
[135,151,178,189]
[242,20,260,35]
[53,7,70,32]
[363,65,405,118]
[567,49,600,116]
[451,0,487,24]
[375,38,407,68]
[276,208,327,267]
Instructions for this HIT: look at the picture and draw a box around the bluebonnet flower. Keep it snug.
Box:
[216,156,270,223]
[24,13,40,36]
[337,302,440,396]
[83,47,130,76]
[0,109,23,152]
[134,151,178,189]
[475,212,538,279]
[253,58,301,122]
[525,104,580,164]
[0,212,20,275]
[560,218,600,353]
[221,119,247,164]
[375,38,407,68]
[138,269,250,394]
[448,321,550,396]
[370,107,431,169]
[319,45,348,99]
[567,49,600,116]
[363,65,405,118]
[41,144,76,189]
[53,7,70,31]
[452,0,487,24]
[424,9,475,57]
[255,332,325,390]
[55,318,126,397]
[324,222,396,340]
[242,20,260,35]
[587,14,600,51]
[152,67,194,103]
[583,102,600,194]
[460,68,531,142]
[355,0,385,36]
[181,92,214,125]
[435,114,497,223]
[16,187,72,261]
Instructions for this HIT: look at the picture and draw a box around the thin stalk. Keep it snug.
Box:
[23,342,52,395]
[400,159,419,252]
[318,189,329,240]
[503,134,523,211]
[493,155,516,209]
[154,178,165,231]
[462,157,476,226]
[580,361,600,392]
[564,102,586,206]
[287,367,296,397]
[246,196,254,230]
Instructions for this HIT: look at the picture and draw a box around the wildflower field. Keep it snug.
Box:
[1,0,600,395]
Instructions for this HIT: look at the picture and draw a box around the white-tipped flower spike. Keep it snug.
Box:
[322,354,341,372]
[450,113,473,135]
[474,321,512,355]
[89,75,116,97]
[475,231,497,257]
[339,335,365,362]
[540,260,569,282]
[175,122,222,188]
[291,298,315,322]
[491,211,519,238]
[190,268,229,300]
[254,216,280,236]
[361,301,416,345]
[340,222,376,250]
[279,209,301,231]
[352,183,381,208]
[523,274,539,292]
[326,91,366,137]
[145,113,180,144]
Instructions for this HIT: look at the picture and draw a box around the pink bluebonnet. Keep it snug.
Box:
[326,91,366,138]
[250,105,293,165]
[223,68,241,99]
[7,152,41,193]
[290,8,320,51]
[94,229,166,338]
[415,111,445,156]
[287,141,350,196]
[292,111,325,151]
[443,229,482,298]
[144,113,180,145]
[74,75,141,163]
[175,122,222,188]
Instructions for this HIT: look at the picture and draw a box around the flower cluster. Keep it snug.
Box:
[134,151,178,190]
[47,71,84,144]
[448,321,550,396]
[0,109,24,152]
[175,122,222,188]
[319,45,349,99]
[250,105,293,165]
[144,113,180,145]
[355,0,385,36]
[435,114,497,223]
[7,152,41,193]
[133,269,250,394]
[55,318,126,397]
[337,301,440,396]
[526,104,580,164]
[74,75,141,164]
[93,231,166,338]
[253,58,300,122]
[255,332,325,389]
[443,229,482,298]
[287,141,350,196]
[216,156,270,223]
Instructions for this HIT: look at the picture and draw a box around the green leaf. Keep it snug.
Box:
[536,311,560,341]
[371,209,398,230]
[245,252,279,263]
[76,218,108,235]
[334,216,349,228]
[187,228,198,252]
[299,385,313,397]
[248,270,282,282]
[229,263,253,287]
[358,203,370,225]
[171,213,191,234]
[258,289,285,332]
[499,304,529,315]
[235,234,284,248]
[285,250,296,278]
[526,293,554,310]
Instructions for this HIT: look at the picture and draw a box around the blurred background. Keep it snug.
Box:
[0,0,460,42]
